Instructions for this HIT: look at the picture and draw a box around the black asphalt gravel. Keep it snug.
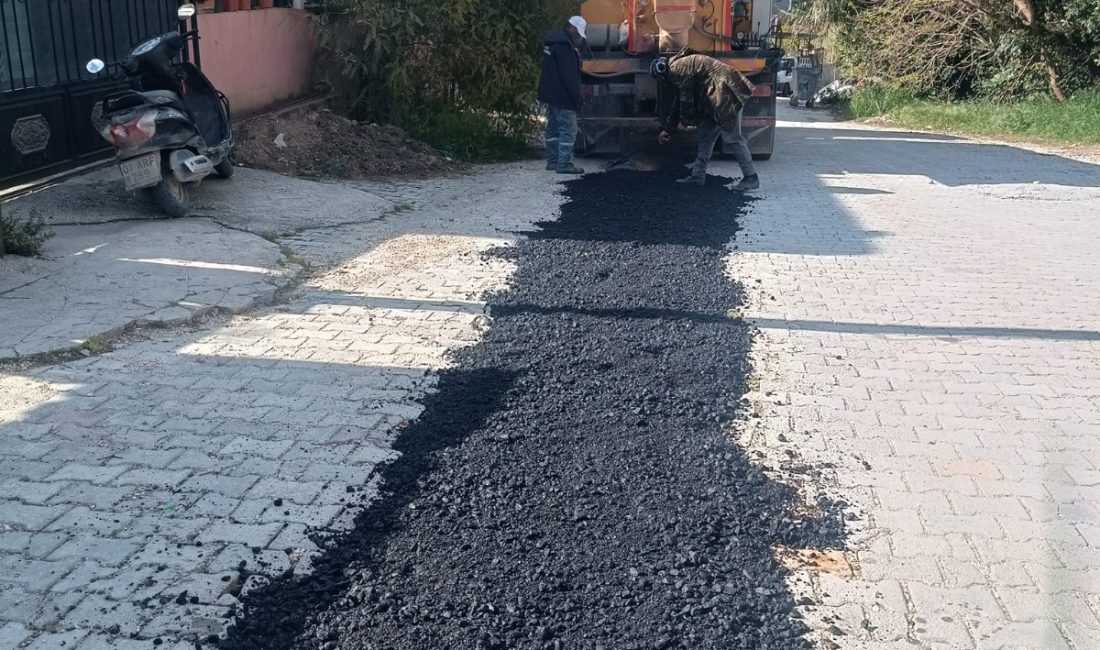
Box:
[220,165,844,650]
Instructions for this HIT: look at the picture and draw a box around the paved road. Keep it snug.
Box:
[3,104,1099,650]
[726,103,1100,648]
[0,165,560,649]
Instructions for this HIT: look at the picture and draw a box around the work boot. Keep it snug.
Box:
[728,174,760,192]
[676,175,705,186]
[556,164,585,175]
[546,161,558,171]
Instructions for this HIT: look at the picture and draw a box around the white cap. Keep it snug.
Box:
[568,16,587,40]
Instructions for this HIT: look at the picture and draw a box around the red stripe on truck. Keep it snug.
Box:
[751,84,772,97]
[741,118,776,127]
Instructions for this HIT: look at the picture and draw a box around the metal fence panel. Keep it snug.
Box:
[1,0,177,93]
[1,0,178,187]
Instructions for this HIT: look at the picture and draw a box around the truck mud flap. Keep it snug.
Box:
[577,123,627,156]
[724,78,776,160]
[736,115,776,160]
[576,118,655,156]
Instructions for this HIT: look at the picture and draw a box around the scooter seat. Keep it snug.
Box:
[142,90,187,110]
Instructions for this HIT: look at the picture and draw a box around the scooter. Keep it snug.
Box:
[86,3,233,218]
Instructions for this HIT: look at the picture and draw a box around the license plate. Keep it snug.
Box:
[119,153,161,190]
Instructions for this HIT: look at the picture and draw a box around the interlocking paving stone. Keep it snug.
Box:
[727,106,1100,648]
[0,162,561,646]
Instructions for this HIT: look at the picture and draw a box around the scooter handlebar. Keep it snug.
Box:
[93,61,130,82]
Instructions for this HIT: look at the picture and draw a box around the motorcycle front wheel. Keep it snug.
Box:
[147,174,189,218]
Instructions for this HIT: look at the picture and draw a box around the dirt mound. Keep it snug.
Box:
[234,108,465,180]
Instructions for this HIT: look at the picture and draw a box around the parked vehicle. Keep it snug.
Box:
[578,0,783,160]
[86,3,232,218]
[777,56,794,96]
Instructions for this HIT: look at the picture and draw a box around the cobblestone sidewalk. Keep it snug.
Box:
[0,163,562,649]
[725,110,1100,649]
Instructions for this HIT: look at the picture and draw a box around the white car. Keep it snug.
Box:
[776,56,794,97]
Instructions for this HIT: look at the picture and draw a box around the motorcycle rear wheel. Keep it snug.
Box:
[147,175,189,218]
[214,158,235,179]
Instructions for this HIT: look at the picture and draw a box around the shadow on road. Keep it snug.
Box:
[753,317,1100,342]
[784,125,1100,188]
[726,111,1100,258]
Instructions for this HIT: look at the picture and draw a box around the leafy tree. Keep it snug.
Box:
[802,0,1100,100]
[321,0,576,157]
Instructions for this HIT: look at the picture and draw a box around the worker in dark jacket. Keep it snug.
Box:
[537,16,586,174]
[651,51,760,190]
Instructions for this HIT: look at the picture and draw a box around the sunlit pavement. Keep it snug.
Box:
[723,102,1100,649]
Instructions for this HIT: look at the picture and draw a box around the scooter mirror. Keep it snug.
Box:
[178,3,196,20]
[86,59,106,74]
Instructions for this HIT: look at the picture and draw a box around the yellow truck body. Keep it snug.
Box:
[576,0,781,159]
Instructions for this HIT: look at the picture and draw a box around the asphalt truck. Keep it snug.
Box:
[578,0,783,160]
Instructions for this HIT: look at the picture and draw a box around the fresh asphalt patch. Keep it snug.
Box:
[219,165,845,650]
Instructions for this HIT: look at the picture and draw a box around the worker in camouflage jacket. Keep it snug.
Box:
[651,51,760,190]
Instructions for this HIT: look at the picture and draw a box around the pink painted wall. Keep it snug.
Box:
[199,9,319,116]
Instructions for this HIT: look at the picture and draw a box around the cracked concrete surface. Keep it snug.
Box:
[0,168,394,360]
[5,167,393,236]
[0,220,293,359]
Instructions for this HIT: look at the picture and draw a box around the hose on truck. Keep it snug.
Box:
[584,70,636,79]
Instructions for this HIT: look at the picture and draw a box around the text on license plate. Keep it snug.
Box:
[119,153,161,190]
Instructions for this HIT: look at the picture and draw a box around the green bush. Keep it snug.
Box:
[818,0,1100,102]
[0,211,54,257]
[409,107,532,163]
[845,85,916,119]
[843,86,1100,144]
[322,0,575,162]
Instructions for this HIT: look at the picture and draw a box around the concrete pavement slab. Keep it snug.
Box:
[4,166,392,235]
[1,167,395,361]
[0,218,294,360]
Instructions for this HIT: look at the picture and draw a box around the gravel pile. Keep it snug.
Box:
[220,166,844,650]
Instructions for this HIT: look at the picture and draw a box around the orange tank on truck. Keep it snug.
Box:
[577,0,783,161]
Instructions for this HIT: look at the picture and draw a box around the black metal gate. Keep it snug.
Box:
[0,0,179,188]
